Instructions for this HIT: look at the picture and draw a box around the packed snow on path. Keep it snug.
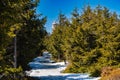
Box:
[26,56,100,80]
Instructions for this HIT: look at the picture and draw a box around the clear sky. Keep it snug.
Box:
[36,0,120,33]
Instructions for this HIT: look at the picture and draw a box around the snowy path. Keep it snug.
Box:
[26,62,100,80]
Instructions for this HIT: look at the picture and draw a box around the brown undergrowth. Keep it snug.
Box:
[100,67,120,80]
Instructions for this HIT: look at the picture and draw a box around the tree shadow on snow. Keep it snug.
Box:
[33,74,98,80]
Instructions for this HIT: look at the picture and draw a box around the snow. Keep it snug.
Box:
[26,57,101,80]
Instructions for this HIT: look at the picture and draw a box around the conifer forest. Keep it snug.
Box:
[0,0,120,80]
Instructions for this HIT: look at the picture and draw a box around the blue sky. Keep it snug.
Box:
[36,0,120,33]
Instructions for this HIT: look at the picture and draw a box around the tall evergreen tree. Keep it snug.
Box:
[0,0,47,79]
[45,12,69,61]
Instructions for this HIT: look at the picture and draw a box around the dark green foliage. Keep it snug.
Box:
[17,14,47,70]
[46,5,120,77]
[89,69,101,77]
[0,0,47,79]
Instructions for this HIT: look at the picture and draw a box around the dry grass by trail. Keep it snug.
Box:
[100,67,120,80]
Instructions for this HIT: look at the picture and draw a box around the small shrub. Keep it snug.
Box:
[63,63,77,73]
[89,69,101,77]
[78,67,87,73]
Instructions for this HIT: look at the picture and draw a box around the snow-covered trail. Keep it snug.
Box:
[26,62,100,80]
